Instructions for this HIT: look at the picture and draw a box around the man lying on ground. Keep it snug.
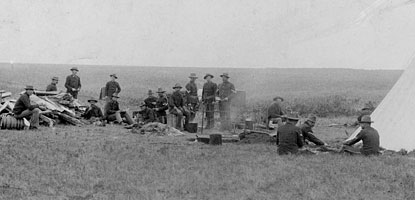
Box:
[104,94,134,125]
[276,112,304,155]
[299,115,326,146]
[342,115,380,156]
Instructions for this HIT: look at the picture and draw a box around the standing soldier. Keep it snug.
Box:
[155,88,169,124]
[46,77,59,92]
[169,83,190,131]
[105,74,121,100]
[185,73,199,121]
[202,73,217,129]
[217,73,236,131]
[144,90,157,109]
[65,67,81,99]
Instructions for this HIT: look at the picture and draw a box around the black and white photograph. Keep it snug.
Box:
[0,0,415,199]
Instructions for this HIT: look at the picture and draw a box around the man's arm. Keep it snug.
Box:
[78,76,82,89]
[65,76,72,90]
[116,82,121,94]
[105,82,110,96]
[22,95,39,110]
[297,130,304,148]
[343,131,364,146]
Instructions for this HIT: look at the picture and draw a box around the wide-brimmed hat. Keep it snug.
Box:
[52,77,59,81]
[24,85,35,90]
[110,74,118,79]
[0,90,5,93]
[70,67,79,71]
[88,98,98,103]
[306,114,317,123]
[156,88,166,93]
[273,96,284,101]
[286,112,300,121]
[173,83,182,89]
[220,73,230,78]
[189,73,198,79]
[204,73,214,79]
[112,93,120,98]
[148,90,154,95]
[359,115,373,123]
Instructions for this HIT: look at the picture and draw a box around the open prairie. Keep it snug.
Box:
[1,64,414,200]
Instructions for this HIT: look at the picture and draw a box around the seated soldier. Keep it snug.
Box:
[276,112,304,155]
[81,98,103,121]
[342,115,380,156]
[351,106,373,126]
[299,115,326,146]
[169,83,190,130]
[267,96,285,129]
[104,94,134,125]
[138,102,156,125]
[12,85,45,130]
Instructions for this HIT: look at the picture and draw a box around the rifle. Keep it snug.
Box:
[201,102,205,134]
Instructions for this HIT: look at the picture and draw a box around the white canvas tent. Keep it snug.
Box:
[346,56,415,151]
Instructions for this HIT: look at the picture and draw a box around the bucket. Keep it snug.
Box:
[245,120,254,130]
[186,122,198,133]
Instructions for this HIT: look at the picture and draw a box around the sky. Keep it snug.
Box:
[1,0,415,69]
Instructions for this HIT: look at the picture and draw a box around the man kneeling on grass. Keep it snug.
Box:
[138,102,156,125]
[276,112,304,155]
[104,94,134,125]
[342,115,380,156]
[299,115,326,146]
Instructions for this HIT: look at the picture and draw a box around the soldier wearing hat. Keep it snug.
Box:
[65,67,82,99]
[276,112,304,155]
[155,88,169,124]
[46,77,59,92]
[105,74,121,100]
[138,102,157,124]
[104,93,134,125]
[267,96,285,129]
[202,73,217,129]
[144,89,157,109]
[343,115,380,156]
[217,73,236,131]
[185,73,199,121]
[13,86,45,130]
[169,83,190,130]
[81,98,104,121]
[299,114,325,146]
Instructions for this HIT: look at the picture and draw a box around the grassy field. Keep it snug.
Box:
[1,64,414,199]
[0,120,414,200]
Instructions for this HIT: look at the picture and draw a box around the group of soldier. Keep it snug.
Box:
[26,67,237,132]
[11,66,379,156]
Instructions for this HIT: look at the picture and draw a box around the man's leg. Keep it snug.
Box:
[121,112,134,125]
[170,109,183,130]
[205,103,214,128]
[15,109,40,128]
[182,108,190,129]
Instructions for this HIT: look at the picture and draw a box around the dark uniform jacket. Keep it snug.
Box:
[139,108,157,124]
[13,93,39,115]
[217,81,235,100]
[104,100,120,116]
[268,102,285,119]
[202,81,217,103]
[144,96,158,109]
[344,126,380,156]
[46,84,57,92]
[105,81,121,98]
[82,104,103,119]
[277,123,304,155]
[185,82,198,104]
[156,96,169,116]
[169,91,184,109]
[65,75,81,92]
[299,122,325,146]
